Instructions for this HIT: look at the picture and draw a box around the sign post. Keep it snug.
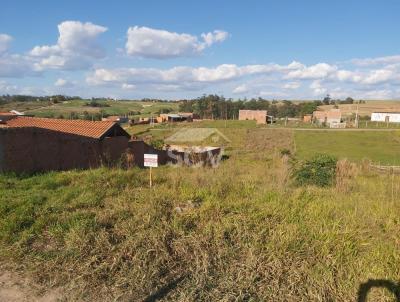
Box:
[144,154,158,188]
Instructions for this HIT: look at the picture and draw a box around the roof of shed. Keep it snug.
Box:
[5,116,129,139]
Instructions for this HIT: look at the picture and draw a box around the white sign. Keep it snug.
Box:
[144,154,158,167]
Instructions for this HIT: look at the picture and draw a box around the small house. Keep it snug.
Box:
[0,116,131,173]
[371,112,400,123]
[238,110,267,124]
[313,109,342,125]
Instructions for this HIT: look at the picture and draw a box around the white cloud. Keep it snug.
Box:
[352,55,400,66]
[310,80,327,96]
[0,80,18,93]
[283,82,300,89]
[122,83,136,90]
[84,59,400,99]
[86,61,305,87]
[0,34,12,54]
[201,30,229,47]
[361,69,394,85]
[0,34,37,78]
[233,84,248,94]
[286,63,337,80]
[125,26,228,58]
[30,21,108,70]
[54,78,74,88]
[0,55,37,77]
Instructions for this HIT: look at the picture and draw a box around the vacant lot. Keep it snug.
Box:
[1,127,400,301]
[295,130,400,165]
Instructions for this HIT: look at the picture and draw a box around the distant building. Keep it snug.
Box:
[156,113,197,123]
[303,114,312,123]
[371,112,400,123]
[313,109,342,125]
[0,112,17,123]
[9,110,24,115]
[102,115,129,123]
[238,110,267,124]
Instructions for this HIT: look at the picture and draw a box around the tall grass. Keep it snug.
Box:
[0,129,400,301]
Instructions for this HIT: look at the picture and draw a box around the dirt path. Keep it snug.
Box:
[0,267,62,302]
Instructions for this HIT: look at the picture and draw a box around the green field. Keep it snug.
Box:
[295,130,400,165]
[1,99,179,118]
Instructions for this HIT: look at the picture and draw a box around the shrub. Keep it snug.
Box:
[280,148,291,157]
[294,154,337,187]
[149,139,165,150]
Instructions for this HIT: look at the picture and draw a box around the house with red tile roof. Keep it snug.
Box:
[4,116,129,139]
[0,116,131,173]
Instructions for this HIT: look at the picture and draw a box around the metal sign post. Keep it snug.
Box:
[144,154,158,188]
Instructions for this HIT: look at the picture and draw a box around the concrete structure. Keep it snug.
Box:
[371,112,400,123]
[102,115,129,123]
[0,112,18,123]
[165,145,222,167]
[303,114,312,123]
[0,116,130,173]
[313,109,342,125]
[128,140,222,167]
[329,122,347,129]
[156,113,197,123]
[238,110,267,124]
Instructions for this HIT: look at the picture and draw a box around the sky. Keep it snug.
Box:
[1,0,400,100]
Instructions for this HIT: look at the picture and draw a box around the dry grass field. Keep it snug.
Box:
[319,100,400,117]
[1,125,400,301]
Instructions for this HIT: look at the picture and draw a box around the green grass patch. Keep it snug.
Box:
[295,130,400,165]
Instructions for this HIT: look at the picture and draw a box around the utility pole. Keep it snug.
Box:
[355,100,360,128]
[225,102,227,128]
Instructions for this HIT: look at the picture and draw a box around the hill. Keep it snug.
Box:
[318,100,400,117]
[0,99,179,119]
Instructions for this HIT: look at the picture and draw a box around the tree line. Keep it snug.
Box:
[177,95,320,119]
[178,95,364,119]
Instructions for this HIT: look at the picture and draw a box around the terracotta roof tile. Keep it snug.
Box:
[5,116,118,139]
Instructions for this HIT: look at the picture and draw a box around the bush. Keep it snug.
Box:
[294,154,337,187]
[149,139,165,150]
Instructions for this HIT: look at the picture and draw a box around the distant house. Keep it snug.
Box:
[238,110,267,124]
[102,115,129,124]
[303,114,312,123]
[9,110,24,115]
[0,112,17,123]
[371,112,400,123]
[313,109,342,125]
[0,116,130,173]
[156,113,197,123]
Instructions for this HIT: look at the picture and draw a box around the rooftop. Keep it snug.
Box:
[4,116,129,139]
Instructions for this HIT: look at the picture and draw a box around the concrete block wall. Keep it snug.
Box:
[238,110,267,124]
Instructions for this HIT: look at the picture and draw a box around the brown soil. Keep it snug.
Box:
[0,266,62,302]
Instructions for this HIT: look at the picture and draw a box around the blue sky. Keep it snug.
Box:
[1,0,400,99]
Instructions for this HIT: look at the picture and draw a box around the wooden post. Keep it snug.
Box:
[149,167,152,188]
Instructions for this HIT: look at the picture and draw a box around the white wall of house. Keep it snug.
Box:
[371,113,400,123]
[326,117,341,124]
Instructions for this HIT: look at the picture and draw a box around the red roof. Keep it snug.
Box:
[0,112,16,116]
[4,116,123,139]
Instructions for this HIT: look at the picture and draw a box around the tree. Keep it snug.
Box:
[323,94,331,105]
